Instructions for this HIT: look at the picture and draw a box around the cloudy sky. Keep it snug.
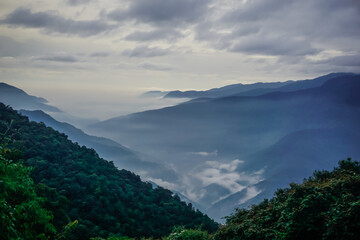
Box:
[1,0,359,119]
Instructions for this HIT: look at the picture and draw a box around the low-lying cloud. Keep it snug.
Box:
[196,159,264,194]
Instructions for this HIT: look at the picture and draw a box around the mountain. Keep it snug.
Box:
[0,82,60,112]
[19,109,176,181]
[89,73,360,221]
[1,82,180,186]
[164,72,353,99]
[141,90,170,98]
[207,127,360,220]
[0,82,98,128]
[164,81,292,98]
[213,159,360,240]
[0,103,218,239]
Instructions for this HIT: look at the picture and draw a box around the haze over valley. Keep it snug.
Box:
[2,72,360,222]
[1,0,360,238]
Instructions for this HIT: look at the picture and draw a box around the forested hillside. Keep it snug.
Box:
[0,103,218,239]
[214,159,360,240]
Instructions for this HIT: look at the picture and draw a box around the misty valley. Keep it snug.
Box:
[1,73,360,239]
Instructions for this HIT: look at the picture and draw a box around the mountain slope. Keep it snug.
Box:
[0,103,218,239]
[207,127,360,220]
[90,74,360,221]
[19,109,176,180]
[0,82,98,128]
[164,80,292,98]
[214,159,360,240]
[0,82,60,112]
[164,72,353,98]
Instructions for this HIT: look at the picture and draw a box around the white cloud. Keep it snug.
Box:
[238,186,262,205]
[196,159,264,194]
[189,150,218,157]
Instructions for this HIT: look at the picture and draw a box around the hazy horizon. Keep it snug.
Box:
[1,0,359,119]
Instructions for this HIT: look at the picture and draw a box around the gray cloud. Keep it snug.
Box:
[0,8,115,37]
[122,46,170,58]
[0,36,50,57]
[89,52,110,57]
[195,0,360,61]
[139,63,172,71]
[67,0,94,6]
[34,52,78,62]
[125,28,183,42]
[230,35,320,56]
[108,0,209,26]
[315,54,360,68]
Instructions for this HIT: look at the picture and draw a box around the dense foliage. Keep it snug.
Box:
[164,226,211,240]
[0,145,56,239]
[0,103,218,239]
[2,100,359,240]
[214,158,360,240]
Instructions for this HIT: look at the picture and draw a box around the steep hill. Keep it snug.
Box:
[0,103,218,239]
[214,159,360,240]
[19,109,177,181]
[0,82,60,112]
[0,82,98,128]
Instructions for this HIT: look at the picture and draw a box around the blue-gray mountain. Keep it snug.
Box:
[19,109,177,181]
[163,72,353,98]
[0,82,177,182]
[0,82,98,128]
[0,82,60,112]
[89,73,360,221]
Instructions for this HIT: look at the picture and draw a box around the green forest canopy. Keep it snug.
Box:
[0,103,218,239]
[1,102,359,240]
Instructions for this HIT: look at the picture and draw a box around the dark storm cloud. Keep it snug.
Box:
[122,46,170,58]
[108,0,209,26]
[125,28,183,42]
[0,8,115,37]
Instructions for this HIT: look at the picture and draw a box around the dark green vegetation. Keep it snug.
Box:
[214,159,360,240]
[0,103,218,239]
[0,145,56,239]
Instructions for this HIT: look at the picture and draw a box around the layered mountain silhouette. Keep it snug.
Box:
[163,72,353,98]
[0,82,98,128]
[2,73,358,222]
[0,82,60,112]
[0,83,177,181]
[90,73,360,221]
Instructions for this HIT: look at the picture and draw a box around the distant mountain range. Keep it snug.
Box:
[0,82,177,182]
[162,72,353,98]
[89,73,360,221]
[2,73,359,222]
